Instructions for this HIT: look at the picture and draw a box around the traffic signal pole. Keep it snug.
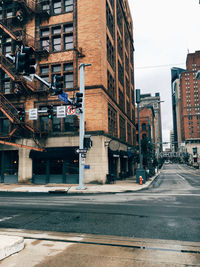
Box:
[77,63,91,190]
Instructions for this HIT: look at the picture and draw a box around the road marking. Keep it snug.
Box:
[0,215,18,222]
[176,174,186,181]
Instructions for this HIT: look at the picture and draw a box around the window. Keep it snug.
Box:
[108,104,118,137]
[64,73,73,89]
[52,65,61,73]
[40,66,49,74]
[107,70,115,100]
[64,0,73,12]
[53,0,61,14]
[119,115,126,142]
[64,23,73,33]
[64,62,73,71]
[64,33,73,50]
[52,36,61,51]
[142,123,146,131]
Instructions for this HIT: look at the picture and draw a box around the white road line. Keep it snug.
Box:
[176,174,186,181]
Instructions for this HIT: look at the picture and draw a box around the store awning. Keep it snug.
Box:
[29,147,78,159]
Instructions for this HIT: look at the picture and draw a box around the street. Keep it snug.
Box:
[0,163,200,266]
[0,164,199,242]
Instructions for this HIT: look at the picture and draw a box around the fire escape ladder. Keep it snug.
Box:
[0,54,19,81]
[0,93,19,124]
[0,22,21,41]
[0,92,42,135]
[13,0,50,17]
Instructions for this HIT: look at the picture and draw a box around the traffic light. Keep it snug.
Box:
[18,108,25,122]
[51,75,63,95]
[84,135,92,149]
[75,92,83,108]
[15,46,36,75]
[47,105,54,119]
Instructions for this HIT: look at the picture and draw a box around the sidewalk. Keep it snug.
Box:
[0,173,159,194]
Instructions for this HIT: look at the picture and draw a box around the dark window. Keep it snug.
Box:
[106,1,114,37]
[107,70,115,100]
[119,115,126,142]
[117,0,123,35]
[142,123,146,131]
[118,60,124,86]
[119,89,125,112]
[107,35,115,69]
[108,104,118,137]
[127,123,131,144]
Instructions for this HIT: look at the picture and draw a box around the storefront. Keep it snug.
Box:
[30,147,79,184]
[0,150,18,184]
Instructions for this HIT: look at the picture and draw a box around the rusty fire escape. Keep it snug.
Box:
[0,0,51,151]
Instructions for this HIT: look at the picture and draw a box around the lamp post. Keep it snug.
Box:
[136,89,146,183]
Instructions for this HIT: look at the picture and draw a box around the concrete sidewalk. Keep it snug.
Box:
[0,235,24,261]
[0,173,159,194]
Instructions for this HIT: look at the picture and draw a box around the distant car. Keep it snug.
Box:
[165,160,170,164]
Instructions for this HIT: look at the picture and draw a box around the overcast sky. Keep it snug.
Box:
[128,0,200,147]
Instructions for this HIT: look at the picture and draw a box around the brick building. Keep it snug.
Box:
[172,51,200,165]
[0,0,136,184]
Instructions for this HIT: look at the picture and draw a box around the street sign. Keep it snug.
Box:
[67,105,76,115]
[75,148,87,154]
[58,92,68,104]
[57,106,66,118]
[29,108,38,120]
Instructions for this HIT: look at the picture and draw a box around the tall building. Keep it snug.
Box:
[0,0,136,184]
[172,51,200,163]
[139,93,163,157]
[171,67,185,151]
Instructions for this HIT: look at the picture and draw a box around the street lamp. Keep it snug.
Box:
[136,89,146,183]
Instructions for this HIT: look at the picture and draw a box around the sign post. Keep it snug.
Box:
[77,63,91,190]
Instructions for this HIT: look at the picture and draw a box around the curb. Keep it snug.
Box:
[0,173,160,195]
[0,235,24,261]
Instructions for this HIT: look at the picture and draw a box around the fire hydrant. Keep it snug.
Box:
[139,176,143,185]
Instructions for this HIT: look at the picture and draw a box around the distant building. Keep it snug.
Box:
[139,93,163,156]
[172,51,200,166]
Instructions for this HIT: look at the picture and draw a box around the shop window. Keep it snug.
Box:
[52,117,61,132]
[33,159,46,175]
[50,159,63,174]
[4,151,18,176]
[39,116,48,132]
[64,116,77,132]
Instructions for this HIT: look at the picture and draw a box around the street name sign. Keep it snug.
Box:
[75,148,87,154]
[58,92,68,104]
[29,108,38,120]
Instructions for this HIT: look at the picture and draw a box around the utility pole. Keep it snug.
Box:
[77,63,91,190]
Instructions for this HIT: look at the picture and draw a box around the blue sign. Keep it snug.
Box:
[58,92,68,104]
[84,165,90,169]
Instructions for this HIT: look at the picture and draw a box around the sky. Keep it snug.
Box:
[128,0,200,148]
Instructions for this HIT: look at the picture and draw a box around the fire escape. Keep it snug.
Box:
[0,0,51,151]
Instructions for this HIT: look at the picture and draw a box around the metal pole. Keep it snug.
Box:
[77,63,86,190]
[137,102,142,168]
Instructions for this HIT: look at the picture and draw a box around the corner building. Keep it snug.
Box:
[0,0,136,184]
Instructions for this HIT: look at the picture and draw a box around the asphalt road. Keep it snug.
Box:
[0,163,199,242]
